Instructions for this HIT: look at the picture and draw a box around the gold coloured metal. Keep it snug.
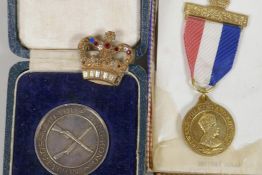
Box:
[79,31,134,86]
[192,79,215,94]
[184,0,248,27]
[183,95,235,156]
[210,0,230,9]
[181,0,247,157]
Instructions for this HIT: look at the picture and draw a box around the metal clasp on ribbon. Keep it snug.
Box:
[184,0,248,93]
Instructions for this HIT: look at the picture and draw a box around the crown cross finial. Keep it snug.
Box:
[78,32,134,86]
[209,0,230,9]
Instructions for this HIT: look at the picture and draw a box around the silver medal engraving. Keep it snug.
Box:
[35,104,109,175]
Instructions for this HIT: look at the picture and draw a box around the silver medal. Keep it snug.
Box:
[35,104,109,175]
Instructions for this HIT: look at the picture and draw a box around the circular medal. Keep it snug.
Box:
[35,104,109,175]
[183,95,235,156]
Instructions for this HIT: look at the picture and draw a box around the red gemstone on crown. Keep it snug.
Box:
[114,47,119,52]
[94,41,99,46]
[104,43,111,49]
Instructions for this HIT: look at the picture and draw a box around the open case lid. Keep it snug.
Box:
[8,0,150,59]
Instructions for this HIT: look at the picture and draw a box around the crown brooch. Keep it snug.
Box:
[78,31,134,86]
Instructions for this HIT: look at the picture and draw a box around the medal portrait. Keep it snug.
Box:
[198,113,222,148]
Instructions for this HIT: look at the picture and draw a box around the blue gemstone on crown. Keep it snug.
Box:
[79,32,134,86]
[89,37,95,44]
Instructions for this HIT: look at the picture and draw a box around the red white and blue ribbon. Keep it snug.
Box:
[184,17,241,87]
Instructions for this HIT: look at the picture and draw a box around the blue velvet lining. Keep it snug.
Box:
[12,72,139,175]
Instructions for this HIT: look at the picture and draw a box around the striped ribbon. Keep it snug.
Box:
[184,16,241,88]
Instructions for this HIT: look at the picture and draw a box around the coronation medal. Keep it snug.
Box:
[182,0,248,156]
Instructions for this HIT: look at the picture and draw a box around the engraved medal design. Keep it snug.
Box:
[35,104,109,175]
[183,95,235,156]
[182,0,248,156]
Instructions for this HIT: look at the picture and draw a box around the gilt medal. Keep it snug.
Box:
[183,95,235,156]
[182,0,248,156]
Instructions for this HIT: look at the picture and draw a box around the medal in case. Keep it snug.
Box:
[5,31,147,175]
[182,0,248,156]
[35,104,109,175]
[4,0,152,174]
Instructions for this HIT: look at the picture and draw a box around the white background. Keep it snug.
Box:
[0,0,25,172]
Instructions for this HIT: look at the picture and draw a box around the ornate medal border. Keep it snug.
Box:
[183,99,235,156]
